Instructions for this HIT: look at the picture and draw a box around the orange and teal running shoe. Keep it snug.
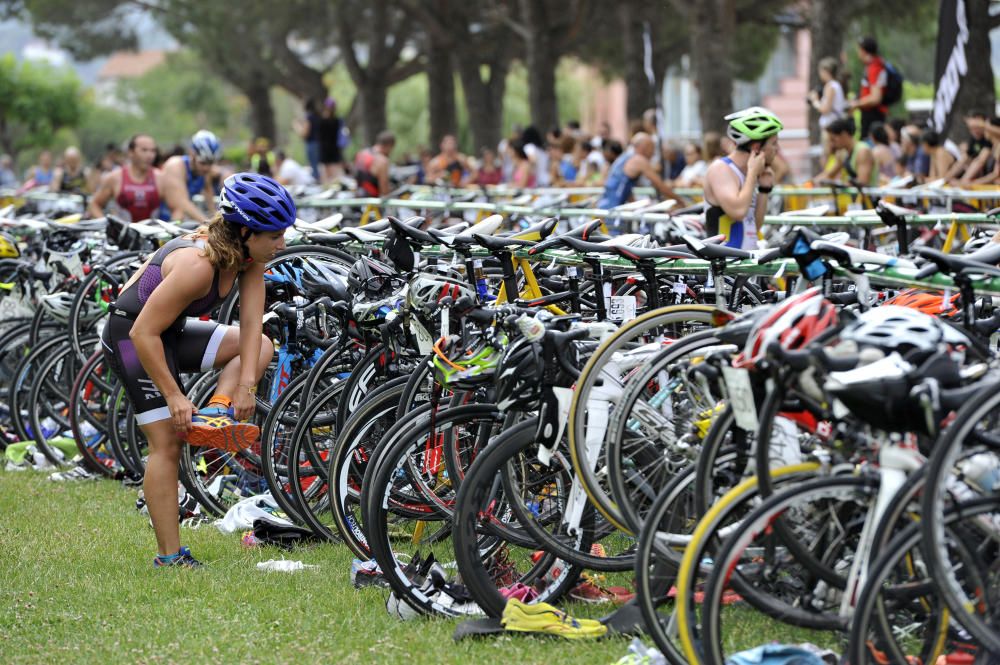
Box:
[182,406,260,454]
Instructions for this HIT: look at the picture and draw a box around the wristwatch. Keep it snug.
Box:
[757,185,774,194]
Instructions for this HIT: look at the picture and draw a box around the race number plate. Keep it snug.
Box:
[721,365,758,431]
[607,296,636,322]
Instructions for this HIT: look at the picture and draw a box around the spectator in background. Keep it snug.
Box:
[597,121,612,143]
[958,116,1000,184]
[471,148,502,186]
[809,57,847,132]
[947,111,993,182]
[596,132,681,209]
[703,132,727,163]
[922,129,957,181]
[810,56,847,163]
[558,135,580,183]
[0,154,19,189]
[24,149,53,189]
[414,147,433,185]
[868,123,896,183]
[901,126,930,181]
[426,134,469,186]
[318,97,344,183]
[894,154,910,179]
[849,36,888,138]
[568,138,591,183]
[274,150,315,187]
[521,126,549,186]
[814,117,877,187]
[508,139,535,188]
[249,137,276,177]
[354,130,395,196]
[293,98,322,182]
[564,120,582,139]
[577,136,607,184]
[886,119,905,161]
[51,146,90,195]
[676,142,708,187]
[600,139,624,183]
[664,142,686,179]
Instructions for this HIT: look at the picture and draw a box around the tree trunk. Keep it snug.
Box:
[807,0,852,151]
[245,81,276,142]
[427,37,456,148]
[620,4,655,123]
[359,81,389,146]
[0,116,14,160]
[943,0,995,143]
[519,0,559,132]
[457,57,510,153]
[688,0,735,135]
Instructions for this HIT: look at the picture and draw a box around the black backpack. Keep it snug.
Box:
[882,60,904,106]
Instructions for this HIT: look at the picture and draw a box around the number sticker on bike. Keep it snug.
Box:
[607,296,636,322]
[721,365,758,431]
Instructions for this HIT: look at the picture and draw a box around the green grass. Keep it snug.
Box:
[0,470,840,664]
[0,471,633,664]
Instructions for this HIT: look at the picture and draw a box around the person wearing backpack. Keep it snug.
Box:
[850,36,903,138]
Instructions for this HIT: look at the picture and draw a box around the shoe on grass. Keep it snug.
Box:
[153,546,203,568]
[48,465,98,482]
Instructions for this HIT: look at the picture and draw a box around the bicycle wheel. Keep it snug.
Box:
[8,334,71,444]
[604,329,726,534]
[667,463,824,663]
[568,304,718,532]
[362,404,528,617]
[320,378,410,554]
[491,417,634,572]
[699,475,878,665]
[28,337,92,465]
[284,380,352,534]
[921,380,1000,654]
[848,495,1000,665]
[68,349,123,477]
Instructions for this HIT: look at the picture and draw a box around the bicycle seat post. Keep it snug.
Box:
[582,256,607,321]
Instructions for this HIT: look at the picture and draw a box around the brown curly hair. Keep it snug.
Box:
[199,213,247,272]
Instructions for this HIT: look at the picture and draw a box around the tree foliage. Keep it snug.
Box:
[0,54,82,157]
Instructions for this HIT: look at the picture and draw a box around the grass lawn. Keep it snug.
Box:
[0,470,634,665]
[0,469,838,664]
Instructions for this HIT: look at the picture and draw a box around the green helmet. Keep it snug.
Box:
[725,106,783,145]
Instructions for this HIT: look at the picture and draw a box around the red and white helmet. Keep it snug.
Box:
[736,287,839,369]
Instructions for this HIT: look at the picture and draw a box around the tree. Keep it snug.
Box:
[336,0,423,144]
[10,0,336,142]
[401,0,513,152]
[498,0,594,133]
[615,1,687,123]
[669,0,791,136]
[423,16,456,149]
[0,54,82,158]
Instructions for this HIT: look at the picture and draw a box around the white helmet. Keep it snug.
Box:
[191,130,222,161]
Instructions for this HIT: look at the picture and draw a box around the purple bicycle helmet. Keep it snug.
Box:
[220,172,297,232]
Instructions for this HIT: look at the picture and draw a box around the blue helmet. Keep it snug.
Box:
[220,172,297,232]
[191,130,222,161]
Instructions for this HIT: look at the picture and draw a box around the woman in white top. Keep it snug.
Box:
[809,57,847,165]
[676,143,709,186]
[809,57,847,130]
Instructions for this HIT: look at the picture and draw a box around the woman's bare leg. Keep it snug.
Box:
[139,419,184,556]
